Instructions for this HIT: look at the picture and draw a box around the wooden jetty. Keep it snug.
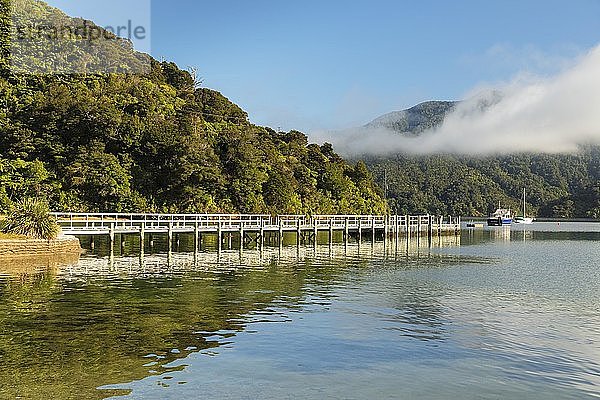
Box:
[52,213,461,252]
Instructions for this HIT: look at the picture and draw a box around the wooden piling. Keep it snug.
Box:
[358,219,362,243]
[384,215,389,239]
[371,216,376,243]
[109,222,115,249]
[168,222,173,254]
[427,214,433,241]
[260,227,265,249]
[383,216,388,250]
[240,224,245,251]
[278,218,283,246]
[344,217,349,244]
[194,222,200,253]
[217,222,222,253]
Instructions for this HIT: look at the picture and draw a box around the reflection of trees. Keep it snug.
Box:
[0,241,467,399]
[532,231,600,241]
[462,228,600,247]
[0,251,349,399]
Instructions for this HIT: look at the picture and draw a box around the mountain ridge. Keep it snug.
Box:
[365,100,458,136]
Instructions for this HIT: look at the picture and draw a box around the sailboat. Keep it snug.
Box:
[514,188,534,224]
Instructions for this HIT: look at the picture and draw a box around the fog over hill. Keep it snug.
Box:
[351,96,600,218]
[317,48,600,218]
[315,45,600,156]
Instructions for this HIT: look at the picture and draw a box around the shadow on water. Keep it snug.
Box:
[0,236,475,400]
[462,224,600,246]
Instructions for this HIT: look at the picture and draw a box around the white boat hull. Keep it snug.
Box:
[514,217,534,224]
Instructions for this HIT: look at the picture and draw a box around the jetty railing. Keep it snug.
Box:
[52,213,460,236]
[52,213,273,233]
[52,213,461,254]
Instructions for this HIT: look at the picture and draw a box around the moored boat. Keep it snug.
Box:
[513,189,535,224]
[487,208,512,226]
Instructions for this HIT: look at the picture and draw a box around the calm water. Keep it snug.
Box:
[0,223,599,399]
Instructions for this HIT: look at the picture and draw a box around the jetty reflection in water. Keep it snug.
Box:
[87,234,463,271]
[0,237,466,400]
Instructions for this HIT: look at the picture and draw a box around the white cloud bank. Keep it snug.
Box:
[314,44,600,156]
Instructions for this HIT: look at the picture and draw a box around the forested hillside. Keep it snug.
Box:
[362,102,600,218]
[0,0,387,215]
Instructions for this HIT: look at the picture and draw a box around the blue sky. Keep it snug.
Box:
[46,0,600,132]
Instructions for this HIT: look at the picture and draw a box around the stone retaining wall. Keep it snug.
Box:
[0,235,81,258]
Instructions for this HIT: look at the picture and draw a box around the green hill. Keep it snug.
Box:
[362,101,600,218]
[0,0,387,215]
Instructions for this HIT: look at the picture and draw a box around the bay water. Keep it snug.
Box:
[0,223,599,399]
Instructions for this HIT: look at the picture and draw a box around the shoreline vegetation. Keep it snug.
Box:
[0,198,82,262]
[1,198,59,239]
[0,0,388,218]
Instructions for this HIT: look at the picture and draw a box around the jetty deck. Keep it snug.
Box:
[52,213,461,251]
[53,213,460,235]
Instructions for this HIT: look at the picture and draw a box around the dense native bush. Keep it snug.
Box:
[0,0,388,215]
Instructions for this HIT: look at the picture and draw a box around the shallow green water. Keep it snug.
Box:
[0,223,599,399]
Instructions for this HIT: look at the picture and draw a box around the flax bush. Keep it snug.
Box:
[2,199,60,240]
